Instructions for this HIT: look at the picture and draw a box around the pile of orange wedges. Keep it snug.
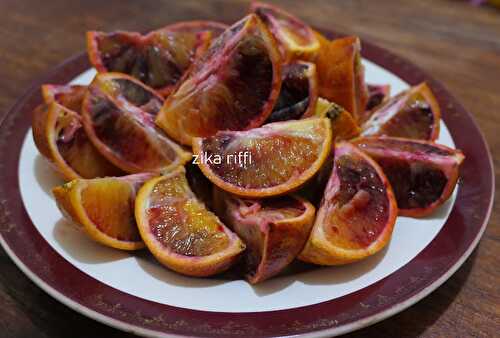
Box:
[33,2,464,284]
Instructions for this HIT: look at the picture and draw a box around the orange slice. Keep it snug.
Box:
[365,84,391,113]
[251,1,320,63]
[299,142,397,265]
[32,85,122,180]
[87,21,226,96]
[156,14,282,146]
[315,36,369,119]
[192,117,332,198]
[267,61,318,122]
[361,83,441,141]
[41,84,87,112]
[214,189,315,283]
[53,173,154,250]
[353,136,464,217]
[298,99,361,205]
[81,72,191,174]
[359,83,391,125]
[314,98,360,141]
[135,167,245,277]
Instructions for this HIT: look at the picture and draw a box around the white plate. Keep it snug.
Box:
[18,59,457,313]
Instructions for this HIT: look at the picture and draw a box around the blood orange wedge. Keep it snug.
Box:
[361,83,441,141]
[250,1,320,63]
[87,21,226,96]
[266,61,318,123]
[314,98,360,141]
[353,137,464,217]
[156,14,282,146]
[41,84,87,112]
[365,84,391,112]
[53,173,154,250]
[315,36,369,119]
[299,142,397,265]
[360,83,391,125]
[298,98,360,206]
[192,117,332,198]
[135,168,245,277]
[81,72,191,174]
[213,189,315,283]
[32,86,122,181]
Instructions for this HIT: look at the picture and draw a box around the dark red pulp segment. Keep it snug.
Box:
[364,95,436,140]
[366,84,389,111]
[369,155,448,210]
[172,16,279,137]
[112,79,163,113]
[86,88,176,166]
[267,63,310,123]
[328,153,390,247]
[95,32,189,89]
[214,36,274,130]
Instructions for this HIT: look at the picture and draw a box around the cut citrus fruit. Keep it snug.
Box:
[53,173,154,250]
[41,84,87,112]
[360,83,391,125]
[156,14,282,146]
[193,117,332,198]
[213,189,315,283]
[366,83,391,111]
[266,61,318,122]
[315,36,369,119]
[32,85,122,181]
[299,142,397,265]
[297,95,368,205]
[299,98,363,206]
[87,21,226,96]
[81,72,191,174]
[251,1,320,63]
[361,83,441,141]
[353,137,464,217]
[135,167,245,277]
[314,98,360,141]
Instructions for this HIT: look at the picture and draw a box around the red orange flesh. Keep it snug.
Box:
[135,168,245,277]
[81,73,191,174]
[87,21,226,96]
[353,136,464,217]
[361,83,441,141]
[299,142,397,265]
[156,14,283,145]
[214,190,315,283]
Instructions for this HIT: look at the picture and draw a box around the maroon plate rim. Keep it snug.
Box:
[0,29,494,338]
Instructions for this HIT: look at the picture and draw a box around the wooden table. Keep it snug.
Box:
[0,0,498,337]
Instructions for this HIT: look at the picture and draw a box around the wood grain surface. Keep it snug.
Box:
[0,0,498,337]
